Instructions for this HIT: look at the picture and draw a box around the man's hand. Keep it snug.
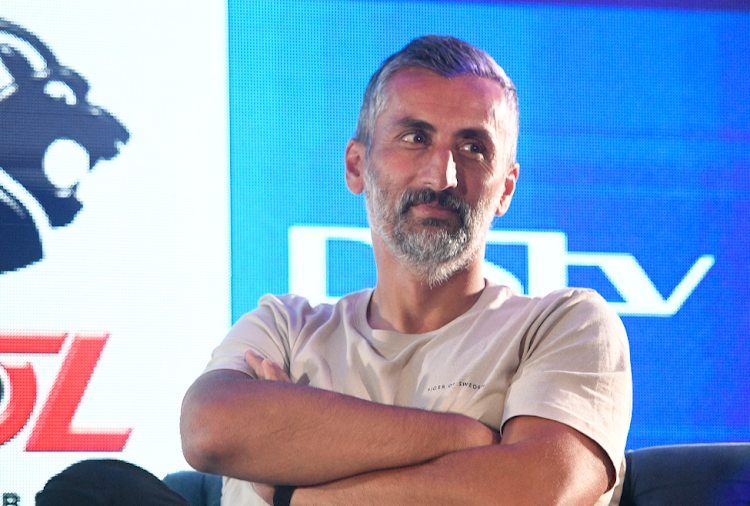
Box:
[252,482,275,505]
[245,351,288,505]
[245,350,292,383]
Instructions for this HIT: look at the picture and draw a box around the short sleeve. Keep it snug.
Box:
[201,294,314,378]
[501,289,632,476]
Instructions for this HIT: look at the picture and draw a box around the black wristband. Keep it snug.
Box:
[273,485,297,506]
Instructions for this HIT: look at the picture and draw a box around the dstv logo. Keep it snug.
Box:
[288,226,714,317]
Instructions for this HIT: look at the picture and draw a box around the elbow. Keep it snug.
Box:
[179,374,246,475]
[179,370,270,477]
[181,428,215,474]
[180,395,225,474]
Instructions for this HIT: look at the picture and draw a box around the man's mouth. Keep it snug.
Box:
[410,201,459,219]
[401,188,455,210]
[398,188,467,223]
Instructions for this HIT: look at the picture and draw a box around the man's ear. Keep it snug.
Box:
[345,138,366,195]
[495,163,519,217]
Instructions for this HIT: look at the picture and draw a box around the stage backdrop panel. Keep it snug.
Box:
[1,0,748,499]
[229,1,750,451]
[0,2,229,500]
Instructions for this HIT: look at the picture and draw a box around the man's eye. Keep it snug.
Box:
[460,142,485,156]
[402,132,426,144]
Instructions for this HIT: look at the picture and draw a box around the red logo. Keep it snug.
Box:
[0,332,131,451]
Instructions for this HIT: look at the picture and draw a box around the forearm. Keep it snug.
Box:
[294,446,514,506]
[180,370,497,485]
[292,421,609,506]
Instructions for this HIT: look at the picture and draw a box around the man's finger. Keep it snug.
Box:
[245,350,267,379]
[276,365,292,383]
[251,482,275,505]
[261,358,291,383]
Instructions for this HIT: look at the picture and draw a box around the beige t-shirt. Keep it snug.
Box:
[204,284,632,505]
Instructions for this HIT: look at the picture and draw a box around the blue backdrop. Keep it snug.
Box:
[227,0,750,450]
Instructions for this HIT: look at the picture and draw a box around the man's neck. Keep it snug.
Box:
[367,236,487,334]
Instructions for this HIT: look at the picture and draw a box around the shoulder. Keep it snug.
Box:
[517,288,630,372]
[536,287,621,324]
[488,284,611,311]
[533,288,628,347]
[247,289,371,334]
[481,284,628,359]
[202,290,372,377]
[493,284,621,324]
[482,284,621,328]
[538,288,626,338]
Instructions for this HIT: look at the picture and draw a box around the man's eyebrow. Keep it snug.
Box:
[456,128,495,143]
[391,118,436,132]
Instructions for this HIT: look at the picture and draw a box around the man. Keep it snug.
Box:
[181,35,632,506]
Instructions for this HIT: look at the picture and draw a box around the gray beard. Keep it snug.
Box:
[363,160,490,288]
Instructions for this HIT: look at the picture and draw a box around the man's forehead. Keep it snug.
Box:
[385,67,507,100]
[378,68,510,135]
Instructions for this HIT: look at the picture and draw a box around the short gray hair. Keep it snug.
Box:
[355,35,519,167]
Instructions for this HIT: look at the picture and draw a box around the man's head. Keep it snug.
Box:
[355,35,519,168]
[347,36,519,287]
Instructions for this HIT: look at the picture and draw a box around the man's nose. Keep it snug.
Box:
[421,148,458,191]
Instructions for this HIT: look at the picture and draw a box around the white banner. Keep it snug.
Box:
[0,2,229,500]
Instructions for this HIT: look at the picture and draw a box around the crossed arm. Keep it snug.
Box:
[180,353,614,506]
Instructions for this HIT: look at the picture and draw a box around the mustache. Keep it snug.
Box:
[396,188,470,217]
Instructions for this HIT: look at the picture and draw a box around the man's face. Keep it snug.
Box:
[360,68,517,286]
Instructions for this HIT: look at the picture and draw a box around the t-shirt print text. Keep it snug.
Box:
[426,381,486,392]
